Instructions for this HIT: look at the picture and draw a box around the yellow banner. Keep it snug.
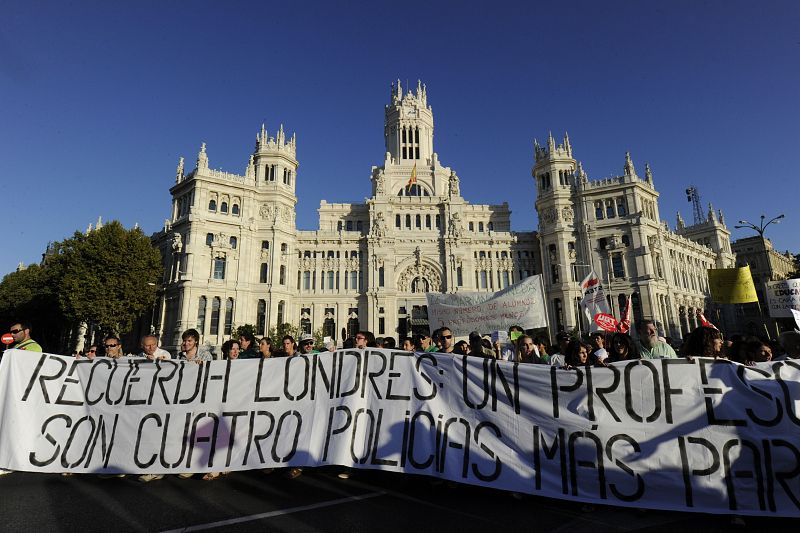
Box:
[708,266,759,304]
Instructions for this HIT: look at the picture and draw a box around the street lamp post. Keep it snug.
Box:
[734,214,785,239]
[734,213,785,338]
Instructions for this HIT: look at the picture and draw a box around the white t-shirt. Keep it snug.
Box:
[139,347,172,360]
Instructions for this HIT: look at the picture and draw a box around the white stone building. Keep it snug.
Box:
[152,81,736,350]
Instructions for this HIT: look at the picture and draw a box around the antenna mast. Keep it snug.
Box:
[685,186,703,225]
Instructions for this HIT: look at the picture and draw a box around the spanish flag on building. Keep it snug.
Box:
[405,163,417,192]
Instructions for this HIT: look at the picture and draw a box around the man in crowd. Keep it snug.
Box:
[438,326,455,354]
[103,335,127,359]
[139,334,171,360]
[548,331,571,367]
[636,319,677,359]
[298,333,318,354]
[8,321,42,352]
[778,330,800,359]
[589,332,608,364]
[413,332,436,352]
[238,330,260,359]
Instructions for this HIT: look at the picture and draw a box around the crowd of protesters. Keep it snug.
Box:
[2,318,799,485]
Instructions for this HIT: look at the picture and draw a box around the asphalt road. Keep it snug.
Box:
[0,468,795,532]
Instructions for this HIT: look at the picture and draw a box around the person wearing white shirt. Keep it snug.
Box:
[139,334,171,360]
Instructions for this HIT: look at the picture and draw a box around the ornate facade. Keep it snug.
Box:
[152,81,736,350]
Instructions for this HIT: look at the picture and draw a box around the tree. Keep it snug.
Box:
[48,221,163,336]
[0,264,65,351]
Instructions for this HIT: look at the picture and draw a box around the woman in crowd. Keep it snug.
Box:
[517,335,546,364]
[730,336,773,365]
[258,337,273,358]
[681,326,724,359]
[203,340,241,481]
[453,340,469,355]
[401,337,414,351]
[607,333,640,363]
[564,339,591,368]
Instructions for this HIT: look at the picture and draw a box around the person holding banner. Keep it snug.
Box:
[548,332,571,368]
[258,337,274,358]
[778,331,800,359]
[139,334,172,361]
[607,332,640,363]
[103,335,127,359]
[564,340,592,369]
[588,332,608,364]
[635,320,677,359]
[517,335,545,364]
[8,321,42,352]
[680,326,724,359]
[178,329,213,364]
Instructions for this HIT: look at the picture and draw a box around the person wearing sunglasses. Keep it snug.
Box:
[8,321,42,352]
[76,344,98,360]
[438,327,455,354]
[102,335,126,359]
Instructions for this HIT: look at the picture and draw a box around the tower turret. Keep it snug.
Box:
[384,80,434,166]
[252,123,299,193]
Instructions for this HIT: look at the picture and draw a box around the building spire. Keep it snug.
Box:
[644,162,653,185]
[176,156,184,183]
[197,142,208,170]
[623,151,635,177]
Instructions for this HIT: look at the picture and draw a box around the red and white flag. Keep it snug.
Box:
[618,294,631,334]
[697,309,719,331]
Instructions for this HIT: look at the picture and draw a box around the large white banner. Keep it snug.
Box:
[765,278,800,318]
[1,349,800,517]
[426,275,547,336]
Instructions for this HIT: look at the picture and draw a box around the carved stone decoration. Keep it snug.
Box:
[301,258,313,270]
[448,171,460,197]
[561,206,574,223]
[396,262,442,293]
[448,212,463,238]
[568,248,577,261]
[171,232,183,253]
[260,248,270,260]
[259,203,273,220]
[370,212,387,239]
[541,207,558,225]
[375,171,385,195]
[281,206,293,224]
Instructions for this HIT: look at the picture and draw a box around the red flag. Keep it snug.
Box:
[618,294,631,334]
[697,309,719,331]
[594,313,619,332]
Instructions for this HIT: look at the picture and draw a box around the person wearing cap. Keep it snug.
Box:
[548,332,571,368]
[298,333,318,354]
[588,332,608,365]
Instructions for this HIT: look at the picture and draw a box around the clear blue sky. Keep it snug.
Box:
[2,0,798,277]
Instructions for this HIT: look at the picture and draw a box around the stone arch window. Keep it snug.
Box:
[197,296,207,332]
[256,300,266,336]
[425,214,431,229]
[595,201,604,220]
[395,214,401,228]
[277,300,285,325]
[405,214,411,228]
[416,214,421,228]
[231,203,240,216]
[206,233,214,246]
[479,222,484,232]
[229,236,237,249]
[397,184,430,196]
[208,199,217,212]
[356,220,363,232]
[279,265,286,285]
[259,263,269,283]
[224,298,234,335]
[488,222,494,231]
[220,201,228,214]
[210,297,221,335]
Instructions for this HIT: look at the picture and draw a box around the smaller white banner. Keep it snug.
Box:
[765,278,800,318]
[580,270,611,332]
[426,275,547,336]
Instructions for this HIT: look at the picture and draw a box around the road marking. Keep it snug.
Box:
[160,491,386,532]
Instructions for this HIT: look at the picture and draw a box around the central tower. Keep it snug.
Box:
[384,79,434,164]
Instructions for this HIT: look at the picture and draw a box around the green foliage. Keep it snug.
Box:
[267,323,302,343]
[0,264,65,350]
[47,221,162,335]
[232,324,258,341]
